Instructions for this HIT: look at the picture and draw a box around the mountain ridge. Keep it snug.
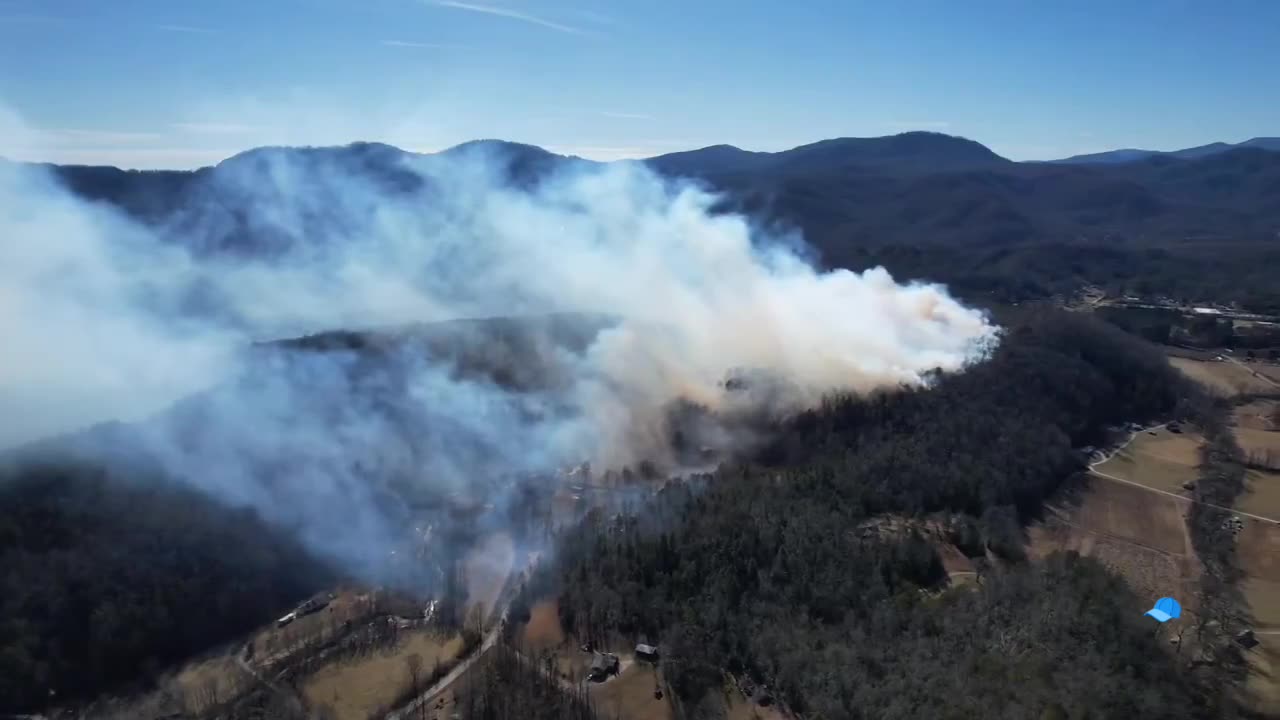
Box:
[16,131,1280,313]
[1051,136,1280,165]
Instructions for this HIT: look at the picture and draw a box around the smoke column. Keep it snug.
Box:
[0,124,999,577]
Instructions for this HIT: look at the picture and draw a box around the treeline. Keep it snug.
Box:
[0,461,335,712]
[454,644,597,720]
[513,309,1222,717]
[1180,397,1253,715]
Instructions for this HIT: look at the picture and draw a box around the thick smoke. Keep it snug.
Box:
[0,123,998,579]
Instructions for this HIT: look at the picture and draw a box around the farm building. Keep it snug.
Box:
[589,652,620,681]
[635,643,659,662]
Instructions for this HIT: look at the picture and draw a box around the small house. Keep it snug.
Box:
[1237,629,1259,649]
[635,643,659,662]
[752,686,774,707]
[589,652,620,681]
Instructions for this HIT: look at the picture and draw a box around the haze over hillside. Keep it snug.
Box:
[1050,137,1280,165]
[24,129,1280,317]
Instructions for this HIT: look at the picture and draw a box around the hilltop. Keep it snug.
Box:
[22,131,1280,313]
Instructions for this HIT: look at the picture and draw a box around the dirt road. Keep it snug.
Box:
[1088,423,1280,526]
[1221,354,1280,391]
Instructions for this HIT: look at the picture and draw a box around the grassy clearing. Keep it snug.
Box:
[1240,470,1280,518]
[1238,521,1280,584]
[1238,426,1280,455]
[1236,400,1279,431]
[1242,577,1280,631]
[251,590,374,662]
[1094,426,1202,494]
[1243,635,1280,714]
[1239,543,1280,716]
[171,654,253,713]
[1170,357,1275,397]
[1028,520,1190,607]
[301,630,464,720]
[1028,476,1198,603]
[588,660,671,720]
[1072,477,1189,555]
[1256,364,1280,385]
[520,600,565,653]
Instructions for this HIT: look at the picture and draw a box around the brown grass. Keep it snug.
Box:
[1236,401,1280,431]
[937,543,976,576]
[1243,634,1280,714]
[1238,521,1280,584]
[301,630,464,720]
[1072,477,1190,555]
[588,660,672,720]
[1255,364,1280,385]
[171,655,253,713]
[521,600,565,652]
[1240,470,1280,518]
[1240,555,1280,714]
[1169,357,1275,397]
[1028,477,1199,603]
[1238,427,1280,456]
[1094,427,1202,494]
[252,590,375,662]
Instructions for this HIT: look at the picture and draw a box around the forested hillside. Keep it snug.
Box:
[29,133,1280,313]
[0,461,336,712]
[514,309,1217,718]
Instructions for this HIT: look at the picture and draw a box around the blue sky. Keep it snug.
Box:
[1,0,1277,168]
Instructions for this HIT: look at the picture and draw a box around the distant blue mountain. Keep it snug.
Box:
[1052,137,1280,165]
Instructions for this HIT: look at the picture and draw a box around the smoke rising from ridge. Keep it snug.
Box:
[1,121,999,578]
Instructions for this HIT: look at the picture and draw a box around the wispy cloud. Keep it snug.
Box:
[427,1,586,35]
[154,23,215,34]
[381,39,456,49]
[597,111,652,120]
[171,122,260,135]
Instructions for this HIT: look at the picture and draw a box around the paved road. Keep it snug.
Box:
[385,609,509,720]
[1088,423,1280,526]
[385,549,539,720]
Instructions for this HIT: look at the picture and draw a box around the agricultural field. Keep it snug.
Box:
[1236,400,1280,432]
[1169,357,1276,397]
[588,660,670,720]
[1093,426,1203,494]
[1237,425,1280,456]
[301,630,464,720]
[1027,475,1198,604]
[1239,533,1280,714]
[1240,470,1280,518]
[1256,363,1280,386]
[1243,635,1280,713]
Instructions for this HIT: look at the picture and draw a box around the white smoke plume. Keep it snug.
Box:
[0,114,999,578]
